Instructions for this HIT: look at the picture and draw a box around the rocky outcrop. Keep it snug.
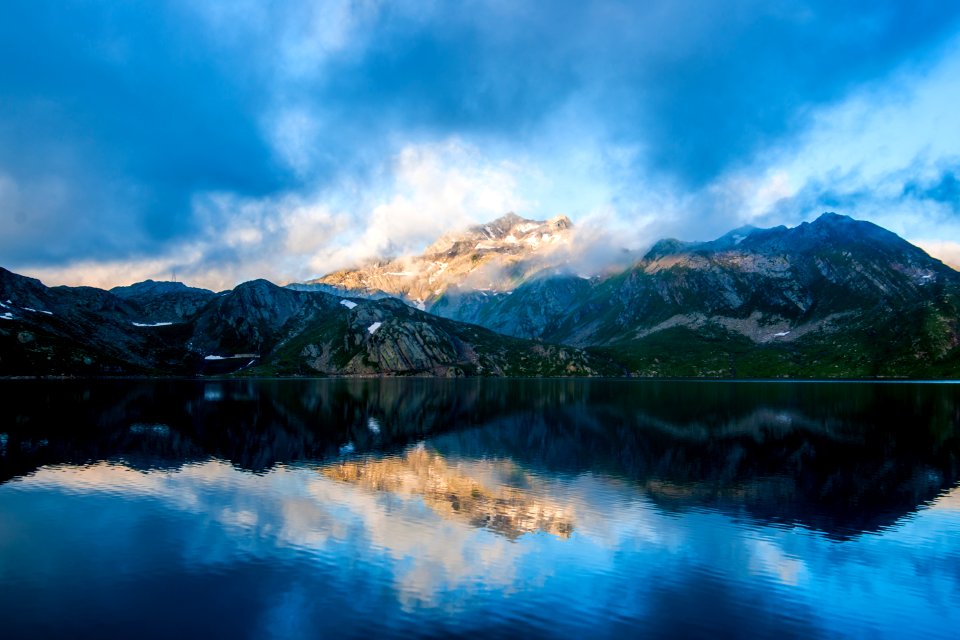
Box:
[111,280,216,322]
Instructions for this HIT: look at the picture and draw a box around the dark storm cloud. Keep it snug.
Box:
[307,0,960,184]
[1,0,959,272]
[0,1,287,264]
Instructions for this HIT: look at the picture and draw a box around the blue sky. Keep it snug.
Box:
[2,0,960,289]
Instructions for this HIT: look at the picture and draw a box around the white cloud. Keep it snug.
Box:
[298,139,537,277]
[21,250,206,291]
[16,139,536,289]
[267,107,323,176]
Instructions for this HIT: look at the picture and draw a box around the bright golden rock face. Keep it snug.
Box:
[321,448,575,540]
[312,213,575,309]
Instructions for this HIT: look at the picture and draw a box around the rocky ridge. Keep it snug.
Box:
[305,212,574,309]
[315,212,960,377]
[0,268,610,377]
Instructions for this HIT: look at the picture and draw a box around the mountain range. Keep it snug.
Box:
[2,212,958,377]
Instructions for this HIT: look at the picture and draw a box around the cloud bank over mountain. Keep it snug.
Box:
[3,0,960,289]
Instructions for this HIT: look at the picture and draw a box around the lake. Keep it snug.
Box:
[1,379,958,638]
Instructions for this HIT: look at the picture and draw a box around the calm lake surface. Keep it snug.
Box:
[1,379,959,638]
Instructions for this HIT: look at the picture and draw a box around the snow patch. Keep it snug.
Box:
[0,312,14,321]
[339,299,358,310]
[772,331,791,337]
[204,355,228,360]
[24,308,54,315]
[367,322,382,334]
[367,417,381,434]
[132,321,173,327]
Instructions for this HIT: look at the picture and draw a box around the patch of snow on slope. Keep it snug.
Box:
[772,331,791,337]
[340,299,358,310]
[132,321,174,327]
[367,322,382,334]
[0,312,14,320]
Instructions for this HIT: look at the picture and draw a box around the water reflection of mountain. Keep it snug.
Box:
[322,449,574,540]
[1,379,958,538]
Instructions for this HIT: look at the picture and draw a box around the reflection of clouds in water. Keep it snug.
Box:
[302,471,525,610]
[22,459,528,607]
[15,459,960,633]
[748,538,808,587]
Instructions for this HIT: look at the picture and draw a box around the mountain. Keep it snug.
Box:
[304,212,575,308]
[111,280,216,323]
[433,213,960,377]
[5,212,960,378]
[0,268,611,377]
[317,212,960,377]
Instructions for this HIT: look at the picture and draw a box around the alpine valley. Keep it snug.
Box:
[2,212,959,378]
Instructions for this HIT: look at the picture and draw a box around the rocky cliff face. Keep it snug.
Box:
[306,212,575,308]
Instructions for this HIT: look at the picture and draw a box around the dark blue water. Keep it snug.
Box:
[1,379,959,638]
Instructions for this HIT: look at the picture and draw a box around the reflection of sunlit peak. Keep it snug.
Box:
[930,485,960,511]
[320,449,575,540]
